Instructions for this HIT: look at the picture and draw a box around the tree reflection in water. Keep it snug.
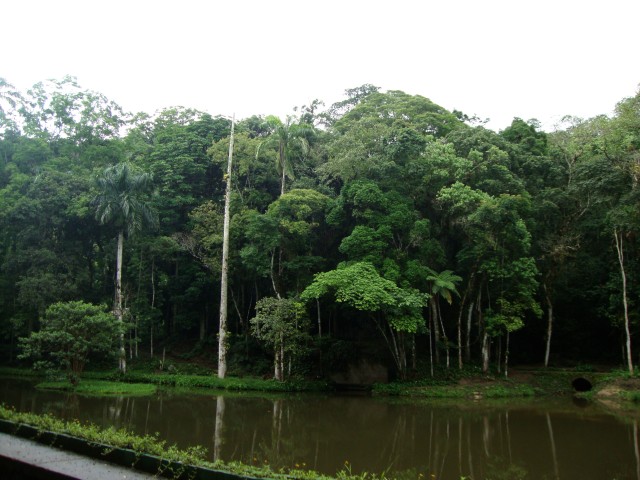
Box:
[213,395,225,461]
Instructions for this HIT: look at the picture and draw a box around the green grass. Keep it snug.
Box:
[0,366,330,393]
[106,371,330,392]
[373,382,537,399]
[35,380,157,396]
[483,384,537,398]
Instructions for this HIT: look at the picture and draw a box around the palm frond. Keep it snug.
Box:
[93,162,157,236]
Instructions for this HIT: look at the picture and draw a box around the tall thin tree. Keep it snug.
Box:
[218,115,235,379]
[94,163,157,374]
[256,115,313,196]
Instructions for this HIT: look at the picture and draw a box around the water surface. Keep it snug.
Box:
[1,377,639,479]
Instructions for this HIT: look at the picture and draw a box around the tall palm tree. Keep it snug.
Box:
[256,115,313,196]
[426,268,462,370]
[94,163,157,373]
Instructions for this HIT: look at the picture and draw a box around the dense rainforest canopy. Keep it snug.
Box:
[1,76,639,379]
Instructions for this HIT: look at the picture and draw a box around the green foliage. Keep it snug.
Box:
[2,76,640,381]
[93,162,158,236]
[302,261,427,377]
[250,296,311,380]
[303,262,398,312]
[256,115,314,195]
[339,226,389,263]
[18,301,121,384]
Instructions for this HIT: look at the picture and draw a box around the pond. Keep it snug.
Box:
[1,376,639,479]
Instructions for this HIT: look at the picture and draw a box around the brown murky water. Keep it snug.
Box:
[1,377,639,479]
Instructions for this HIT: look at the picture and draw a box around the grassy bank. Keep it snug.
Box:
[103,371,330,392]
[4,364,640,401]
[372,367,620,399]
[36,380,157,396]
[373,381,538,398]
[0,366,330,393]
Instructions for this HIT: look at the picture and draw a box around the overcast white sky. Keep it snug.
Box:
[3,0,639,131]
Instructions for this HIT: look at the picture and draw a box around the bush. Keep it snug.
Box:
[18,301,121,385]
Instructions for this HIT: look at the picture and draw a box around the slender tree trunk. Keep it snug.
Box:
[480,296,490,374]
[431,299,440,365]
[134,316,138,358]
[614,229,633,374]
[270,249,281,299]
[280,164,286,196]
[481,332,490,374]
[504,331,510,378]
[230,288,244,335]
[135,247,143,359]
[280,338,285,380]
[496,336,502,374]
[279,143,286,196]
[115,230,126,374]
[543,283,553,367]
[274,334,284,381]
[437,300,451,369]
[457,291,467,370]
[274,348,281,381]
[465,301,474,363]
[150,257,155,358]
[373,316,406,379]
[388,328,406,379]
[428,316,434,377]
[411,334,417,373]
[218,115,234,379]
[317,298,323,375]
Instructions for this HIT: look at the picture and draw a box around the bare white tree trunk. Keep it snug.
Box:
[274,334,284,381]
[614,229,633,374]
[218,115,235,379]
[481,333,490,374]
[115,230,126,374]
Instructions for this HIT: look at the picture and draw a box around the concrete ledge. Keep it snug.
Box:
[0,432,152,479]
[0,420,257,480]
